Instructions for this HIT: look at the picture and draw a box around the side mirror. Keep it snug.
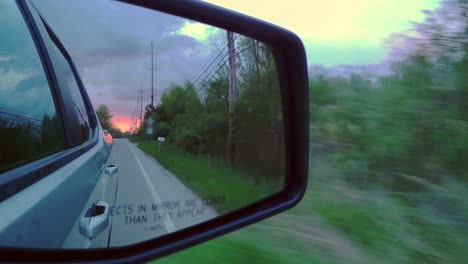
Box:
[0,0,308,262]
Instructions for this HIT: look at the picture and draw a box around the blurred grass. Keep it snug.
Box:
[129,136,144,144]
[149,149,369,264]
[153,180,344,264]
[156,237,327,264]
[314,203,393,250]
[146,144,468,264]
[137,141,280,214]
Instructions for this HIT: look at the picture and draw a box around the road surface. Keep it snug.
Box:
[98,138,218,247]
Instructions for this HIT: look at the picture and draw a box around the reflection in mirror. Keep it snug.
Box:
[0,0,284,248]
[0,1,65,175]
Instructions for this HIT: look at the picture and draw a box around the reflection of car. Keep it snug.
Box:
[103,129,113,147]
[0,0,115,249]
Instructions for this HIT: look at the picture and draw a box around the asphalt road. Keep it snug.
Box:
[103,138,218,247]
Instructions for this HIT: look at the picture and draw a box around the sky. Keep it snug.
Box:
[30,0,440,131]
[207,0,439,65]
[0,1,58,124]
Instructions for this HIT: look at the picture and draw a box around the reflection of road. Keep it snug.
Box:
[101,138,218,248]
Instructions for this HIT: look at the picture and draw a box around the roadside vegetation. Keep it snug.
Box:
[132,35,285,211]
[156,1,468,263]
[136,141,279,213]
[95,104,128,138]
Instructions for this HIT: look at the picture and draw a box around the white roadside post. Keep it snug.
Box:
[157,137,165,153]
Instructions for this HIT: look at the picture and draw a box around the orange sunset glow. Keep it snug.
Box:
[112,116,133,132]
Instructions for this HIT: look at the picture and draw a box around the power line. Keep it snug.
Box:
[200,41,256,85]
[195,51,229,87]
[190,42,226,81]
[191,34,242,88]
[196,59,229,93]
[192,47,228,86]
[197,41,257,93]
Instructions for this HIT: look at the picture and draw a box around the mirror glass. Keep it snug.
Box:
[0,0,284,248]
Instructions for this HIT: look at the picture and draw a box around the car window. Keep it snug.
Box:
[0,1,65,173]
[45,40,91,145]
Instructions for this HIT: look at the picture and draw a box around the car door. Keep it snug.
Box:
[0,0,114,248]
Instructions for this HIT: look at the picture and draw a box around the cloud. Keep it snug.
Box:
[25,0,440,131]
[0,56,15,62]
[0,1,57,119]
[175,21,219,41]
[32,0,220,128]
[0,69,30,92]
[0,69,55,119]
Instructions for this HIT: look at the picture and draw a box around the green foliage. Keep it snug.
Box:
[156,236,330,264]
[137,40,284,181]
[315,202,394,250]
[40,114,63,152]
[155,121,170,137]
[305,5,468,261]
[310,75,334,106]
[94,104,125,138]
[159,3,468,263]
[95,104,113,130]
[137,142,279,214]
[235,61,284,178]
[0,114,63,172]
[107,127,124,138]
[311,49,468,186]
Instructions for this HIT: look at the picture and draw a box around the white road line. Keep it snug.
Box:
[126,141,177,233]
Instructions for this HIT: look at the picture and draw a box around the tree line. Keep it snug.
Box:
[0,114,63,172]
[136,36,284,181]
[310,0,468,189]
[95,104,127,138]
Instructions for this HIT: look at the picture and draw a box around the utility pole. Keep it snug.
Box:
[139,85,144,127]
[151,41,154,107]
[146,41,156,108]
[134,104,138,133]
[130,111,134,134]
[227,31,237,165]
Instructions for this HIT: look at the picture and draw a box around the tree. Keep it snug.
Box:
[227,31,237,165]
[95,104,113,130]
[140,35,285,180]
[108,127,124,138]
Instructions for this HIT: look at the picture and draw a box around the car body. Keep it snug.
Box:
[0,0,115,249]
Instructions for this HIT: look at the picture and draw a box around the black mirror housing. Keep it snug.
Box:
[2,0,308,262]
